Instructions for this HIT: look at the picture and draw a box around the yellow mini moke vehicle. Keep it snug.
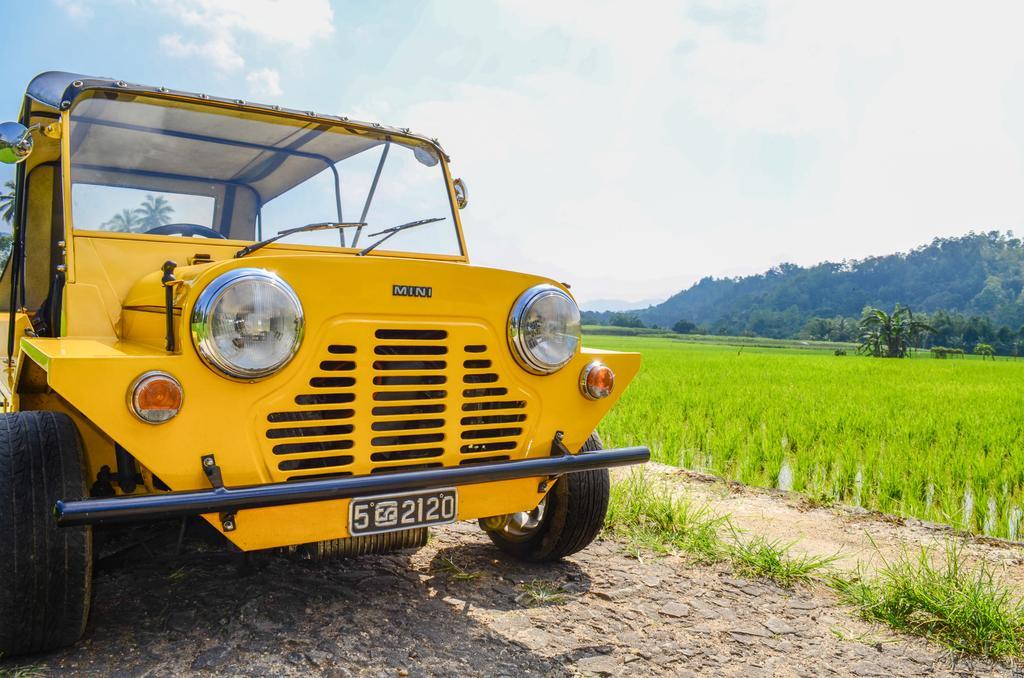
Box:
[0,72,649,656]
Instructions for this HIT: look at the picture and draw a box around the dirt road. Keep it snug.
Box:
[644,463,1024,588]
[2,470,1021,677]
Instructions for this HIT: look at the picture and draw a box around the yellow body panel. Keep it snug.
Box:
[21,245,639,550]
[5,95,641,551]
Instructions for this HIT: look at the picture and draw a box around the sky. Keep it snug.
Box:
[3,1,1024,307]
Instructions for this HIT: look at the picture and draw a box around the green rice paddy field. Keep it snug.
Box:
[588,335,1024,541]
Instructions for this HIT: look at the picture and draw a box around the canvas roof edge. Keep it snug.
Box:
[22,71,449,161]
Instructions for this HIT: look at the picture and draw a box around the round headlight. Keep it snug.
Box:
[191,269,304,380]
[508,284,581,374]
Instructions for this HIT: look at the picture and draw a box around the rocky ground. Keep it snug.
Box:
[2,471,1022,677]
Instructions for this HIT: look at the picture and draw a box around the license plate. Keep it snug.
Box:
[348,488,458,536]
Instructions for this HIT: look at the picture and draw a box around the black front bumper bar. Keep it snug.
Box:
[54,446,650,527]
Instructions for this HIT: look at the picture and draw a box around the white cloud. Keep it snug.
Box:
[153,0,334,48]
[50,0,1024,305]
[153,0,334,72]
[246,67,283,98]
[397,0,1024,303]
[54,0,93,20]
[160,33,245,72]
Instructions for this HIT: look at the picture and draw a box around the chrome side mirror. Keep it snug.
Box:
[453,177,468,209]
[0,122,33,165]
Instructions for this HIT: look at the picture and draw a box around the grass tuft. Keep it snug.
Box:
[831,541,1024,659]
[517,580,567,607]
[606,469,832,585]
[433,555,481,581]
[0,666,44,678]
[605,469,730,562]
[166,566,189,582]
[729,534,837,586]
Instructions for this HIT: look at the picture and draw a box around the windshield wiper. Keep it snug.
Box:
[235,222,366,258]
[357,218,446,257]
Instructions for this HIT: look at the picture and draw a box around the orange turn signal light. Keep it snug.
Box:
[580,361,615,400]
[129,372,183,424]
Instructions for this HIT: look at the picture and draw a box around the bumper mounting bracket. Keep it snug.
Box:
[201,454,236,532]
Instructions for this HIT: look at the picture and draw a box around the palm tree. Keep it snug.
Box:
[829,316,852,342]
[858,305,933,358]
[103,209,141,232]
[0,180,15,225]
[136,194,174,229]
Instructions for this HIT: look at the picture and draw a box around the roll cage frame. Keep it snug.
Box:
[3,72,463,363]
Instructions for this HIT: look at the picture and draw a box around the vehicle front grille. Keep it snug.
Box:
[260,324,532,482]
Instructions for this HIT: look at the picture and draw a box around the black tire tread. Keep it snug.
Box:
[0,411,92,657]
[488,432,610,563]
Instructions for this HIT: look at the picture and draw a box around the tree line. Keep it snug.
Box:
[808,308,1024,356]
[595,303,1024,358]
[584,231,1024,349]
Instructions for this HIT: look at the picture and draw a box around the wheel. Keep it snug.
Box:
[485,432,610,563]
[0,411,92,657]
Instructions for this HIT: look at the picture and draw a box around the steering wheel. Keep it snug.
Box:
[145,223,227,239]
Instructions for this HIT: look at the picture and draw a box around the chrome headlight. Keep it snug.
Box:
[508,284,581,374]
[191,269,304,380]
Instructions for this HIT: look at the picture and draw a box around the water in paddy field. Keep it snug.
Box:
[620,436,1023,543]
[668,445,1023,542]
[983,497,997,536]
[962,488,974,531]
[776,458,794,491]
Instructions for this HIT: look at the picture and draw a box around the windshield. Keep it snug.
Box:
[67,92,461,257]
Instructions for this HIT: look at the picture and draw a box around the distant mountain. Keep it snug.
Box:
[582,231,1024,340]
[579,297,665,312]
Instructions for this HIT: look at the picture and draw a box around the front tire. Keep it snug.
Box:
[486,432,610,563]
[0,411,92,657]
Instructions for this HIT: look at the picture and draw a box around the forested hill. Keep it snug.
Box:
[584,232,1024,339]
